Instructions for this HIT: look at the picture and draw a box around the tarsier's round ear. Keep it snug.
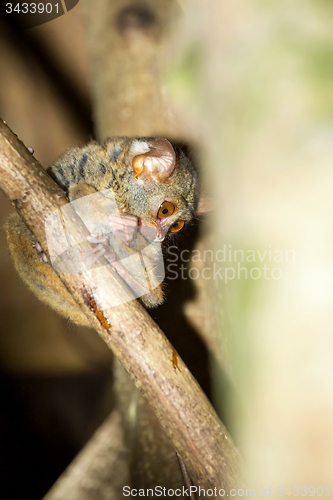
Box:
[196,195,213,214]
[132,138,176,184]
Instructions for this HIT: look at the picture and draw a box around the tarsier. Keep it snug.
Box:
[5,136,208,494]
[5,137,207,322]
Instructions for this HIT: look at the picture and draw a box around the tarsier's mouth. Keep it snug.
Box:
[138,218,166,242]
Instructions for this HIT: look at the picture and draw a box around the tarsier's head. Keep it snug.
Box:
[50,136,210,244]
[105,137,210,242]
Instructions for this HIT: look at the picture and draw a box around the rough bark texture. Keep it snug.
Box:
[79,1,236,498]
[80,0,181,139]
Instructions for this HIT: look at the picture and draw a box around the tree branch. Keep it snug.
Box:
[80,0,181,139]
[0,119,242,495]
[43,410,129,500]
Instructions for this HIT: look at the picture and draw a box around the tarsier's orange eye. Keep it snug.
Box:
[170,220,185,233]
[158,201,175,218]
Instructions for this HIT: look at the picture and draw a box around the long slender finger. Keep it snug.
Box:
[82,246,103,259]
[85,248,106,266]
[113,228,135,245]
[109,214,138,227]
[82,245,106,266]
[87,234,109,244]
[112,226,136,237]
[103,247,117,264]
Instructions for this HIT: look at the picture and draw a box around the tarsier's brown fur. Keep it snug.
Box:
[5,137,204,326]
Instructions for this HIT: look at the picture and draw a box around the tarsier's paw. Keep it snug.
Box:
[35,242,48,263]
[84,234,117,267]
[108,214,138,245]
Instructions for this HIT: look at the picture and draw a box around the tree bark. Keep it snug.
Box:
[0,119,242,496]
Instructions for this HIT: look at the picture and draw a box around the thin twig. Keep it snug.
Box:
[177,453,197,500]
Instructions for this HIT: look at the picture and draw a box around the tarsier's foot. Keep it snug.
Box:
[108,214,138,245]
[85,232,150,297]
[35,242,48,263]
[84,234,117,267]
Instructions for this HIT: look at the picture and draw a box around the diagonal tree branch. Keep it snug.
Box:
[43,409,129,500]
[0,119,243,495]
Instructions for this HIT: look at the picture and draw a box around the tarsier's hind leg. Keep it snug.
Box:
[4,213,90,327]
